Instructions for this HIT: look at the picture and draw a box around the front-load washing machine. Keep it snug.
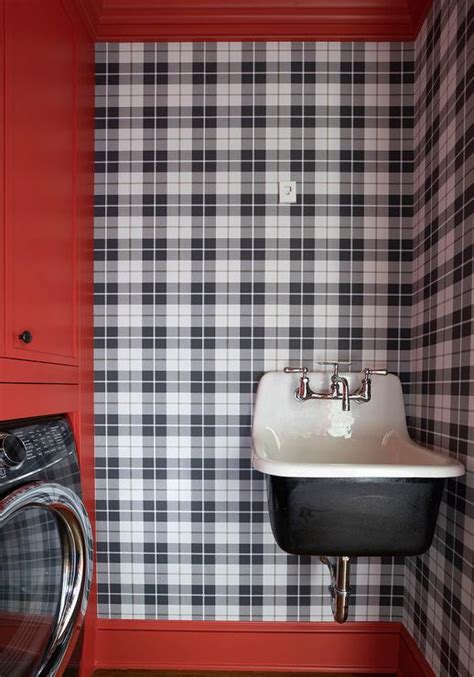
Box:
[0,415,93,676]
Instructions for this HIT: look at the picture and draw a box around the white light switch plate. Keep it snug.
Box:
[279,180,297,203]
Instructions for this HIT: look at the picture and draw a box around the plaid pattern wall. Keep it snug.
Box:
[404,0,473,676]
[94,42,414,620]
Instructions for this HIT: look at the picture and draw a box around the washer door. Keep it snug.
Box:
[0,482,93,677]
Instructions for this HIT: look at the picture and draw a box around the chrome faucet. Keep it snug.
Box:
[284,363,388,411]
[284,362,352,410]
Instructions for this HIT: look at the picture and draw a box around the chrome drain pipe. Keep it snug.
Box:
[320,556,351,623]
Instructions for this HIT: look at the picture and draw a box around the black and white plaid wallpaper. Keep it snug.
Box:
[404,1,473,676]
[94,40,414,622]
[94,6,471,670]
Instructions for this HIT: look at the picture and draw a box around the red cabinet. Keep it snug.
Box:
[1,0,81,381]
[0,4,96,675]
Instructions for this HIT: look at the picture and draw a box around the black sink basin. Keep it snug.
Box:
[266,476,445,556]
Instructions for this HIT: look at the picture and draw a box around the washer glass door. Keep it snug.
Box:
[0,505,63,676]
[0,483,92,677]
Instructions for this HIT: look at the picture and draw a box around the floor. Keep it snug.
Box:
[94,670,396,677]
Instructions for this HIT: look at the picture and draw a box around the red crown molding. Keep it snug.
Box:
[73,0,102,38]
[73,0,434,42]
[407,0,434,37]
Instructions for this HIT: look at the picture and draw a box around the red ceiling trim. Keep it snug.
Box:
[73,0,102,37]
[408,0,435,37]
[74,0,434,42]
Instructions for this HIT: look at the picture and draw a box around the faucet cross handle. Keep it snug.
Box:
[283,366,308,374]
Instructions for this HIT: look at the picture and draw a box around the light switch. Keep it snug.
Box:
[279,180,297,203]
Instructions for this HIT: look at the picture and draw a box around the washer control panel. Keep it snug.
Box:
[0,416,74,486]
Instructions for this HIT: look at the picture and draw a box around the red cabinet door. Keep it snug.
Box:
[4,0,78,366]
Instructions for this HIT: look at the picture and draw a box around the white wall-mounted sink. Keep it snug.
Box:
[252,371,464,479]
[251,370,465,557]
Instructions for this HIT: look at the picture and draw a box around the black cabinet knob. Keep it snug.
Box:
[19,330,33,344]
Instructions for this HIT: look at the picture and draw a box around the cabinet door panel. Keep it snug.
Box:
[5,0,77,365]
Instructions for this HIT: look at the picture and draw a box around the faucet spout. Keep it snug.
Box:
[331,374,350,411]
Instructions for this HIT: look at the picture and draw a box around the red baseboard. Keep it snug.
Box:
[95,620,436,676]
[95,620,401,673]
[398,625,435,677]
